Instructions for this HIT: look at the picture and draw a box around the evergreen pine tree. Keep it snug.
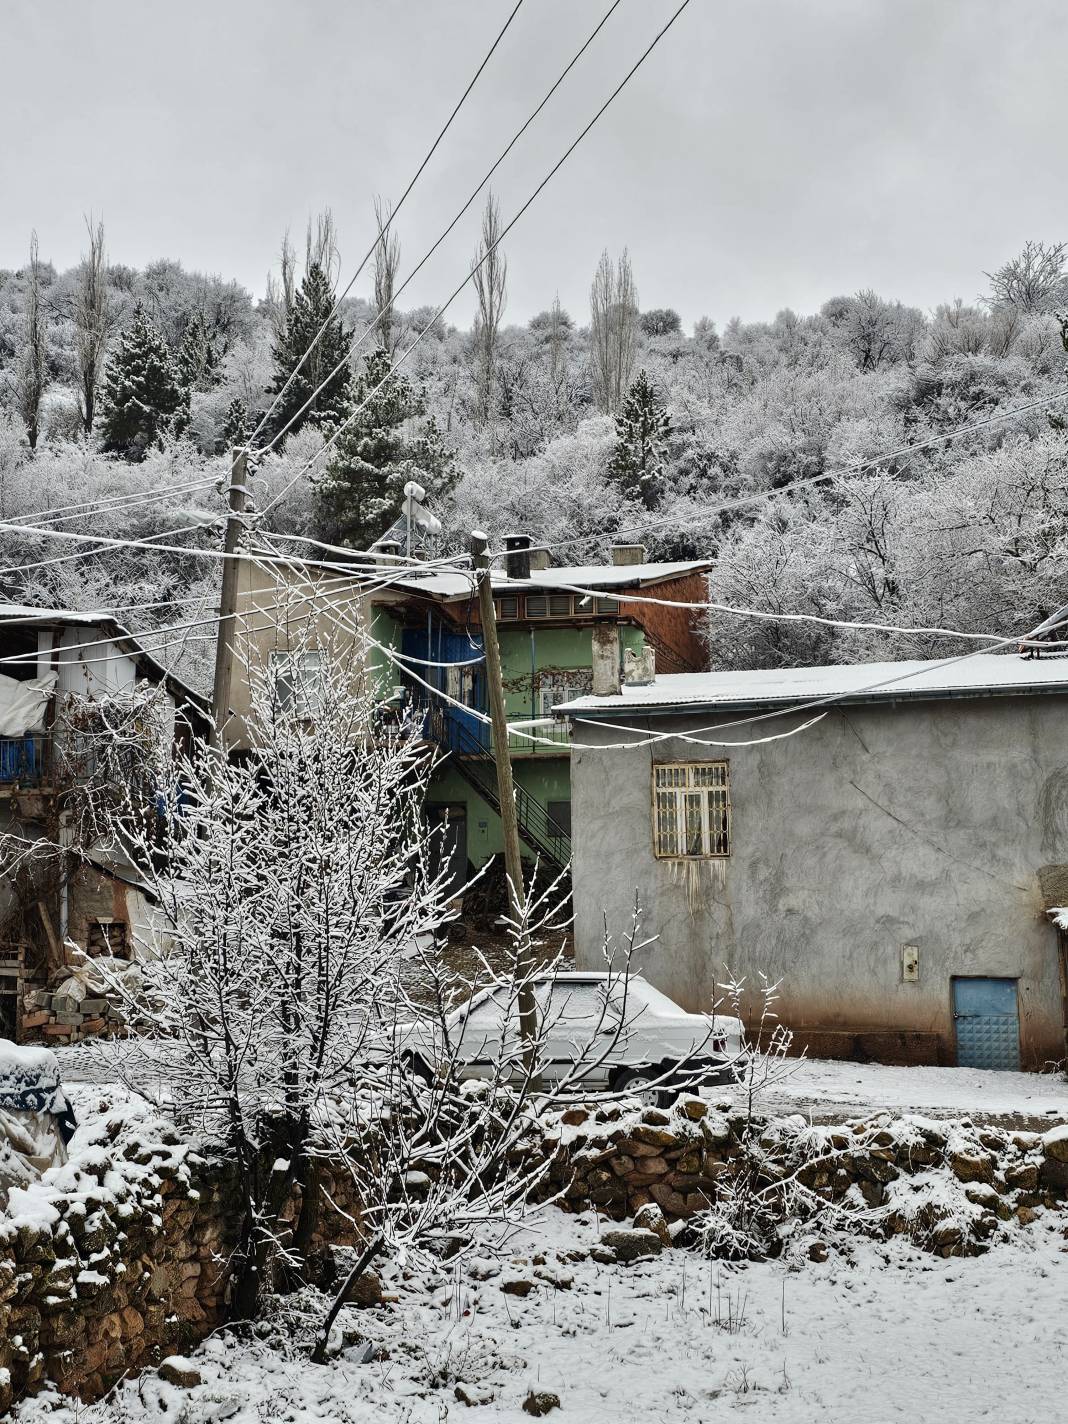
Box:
[222,397,249,448]
[99,303,184,460]
[316,348,457,550]
[267,262,350,440]
[171,310,221,439]
[608,369,670,510]
[176,310,219,392]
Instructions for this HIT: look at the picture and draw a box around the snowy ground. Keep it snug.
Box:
[15,1206,1068,1424]
[55,1044,1068,1126]
[711,1057,1068,1128]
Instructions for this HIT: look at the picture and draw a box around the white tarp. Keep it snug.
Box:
[0,1041,74,1201]
[0,671,57,736]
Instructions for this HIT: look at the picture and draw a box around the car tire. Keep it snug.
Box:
[613,1067,675,1109]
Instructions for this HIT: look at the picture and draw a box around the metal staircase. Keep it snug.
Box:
[425,704,571,871]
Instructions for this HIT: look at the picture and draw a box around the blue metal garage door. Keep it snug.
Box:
[952,978,1020,1070]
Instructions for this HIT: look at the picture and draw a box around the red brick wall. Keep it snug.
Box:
[619,572,709,672]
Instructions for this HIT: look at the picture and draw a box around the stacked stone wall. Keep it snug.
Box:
[0,1103,360,1413]
[541,1098,1068,1254]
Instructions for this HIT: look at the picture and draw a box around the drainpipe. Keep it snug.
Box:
[57,818,71,948]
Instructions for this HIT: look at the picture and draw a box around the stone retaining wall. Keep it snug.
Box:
[0,1093,360,1414]
[542,1098,1068,1255]
[4,1089,1067,1415]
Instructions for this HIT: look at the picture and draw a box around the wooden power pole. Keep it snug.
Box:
[210,448,249,747]
[470,531,537,1054]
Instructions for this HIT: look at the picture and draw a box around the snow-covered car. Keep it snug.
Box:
[399,971,744,1104]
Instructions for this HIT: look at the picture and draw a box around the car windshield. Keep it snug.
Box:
[536,982,612,1029]
[452,975,694,1037]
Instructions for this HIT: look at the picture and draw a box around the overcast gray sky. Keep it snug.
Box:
[5,0,1067,330]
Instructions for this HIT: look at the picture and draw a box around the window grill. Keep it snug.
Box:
[653,762,731,859]
[595,597,617,615]
[496,596,520,621]
[548,593,572,617]
[524,595,549,619]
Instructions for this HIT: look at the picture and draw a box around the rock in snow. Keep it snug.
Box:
[158,1356,201,1388]
[600,1227,663,1262]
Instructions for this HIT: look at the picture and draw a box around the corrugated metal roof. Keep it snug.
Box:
[558,653,1068,716]
[390,560,710,601]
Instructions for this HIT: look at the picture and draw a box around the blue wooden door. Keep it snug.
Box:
[952,978,1020,1070]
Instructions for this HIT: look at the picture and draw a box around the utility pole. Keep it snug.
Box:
[210,448,249,747]
[470,531,537,1057]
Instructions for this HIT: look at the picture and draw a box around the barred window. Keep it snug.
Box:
[653,762,731,858]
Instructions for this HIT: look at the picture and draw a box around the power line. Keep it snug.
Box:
[4,475,218,530]
[258,0,625,459]
[0,513,469,580]
[0,552,442,673]
[512,576,1028,648]
[256,0,696,519]
[567,612,1068,748]
[247,0,526,450]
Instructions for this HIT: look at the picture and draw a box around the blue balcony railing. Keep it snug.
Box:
[0,736,49,785]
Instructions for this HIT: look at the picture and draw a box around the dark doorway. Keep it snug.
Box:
[428,804,468,901]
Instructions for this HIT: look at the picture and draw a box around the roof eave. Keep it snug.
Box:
[561,680,1068,720]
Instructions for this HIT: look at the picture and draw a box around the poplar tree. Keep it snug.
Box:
[317,348,457,550]
[267,261,350,440]
[608,369,670,510]
[99,303,184,460]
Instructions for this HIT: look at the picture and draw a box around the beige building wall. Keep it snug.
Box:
[223,556,403,750]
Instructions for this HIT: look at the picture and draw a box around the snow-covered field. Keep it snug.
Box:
[15,1206,1068,1424]
[712,1057,1068,1125]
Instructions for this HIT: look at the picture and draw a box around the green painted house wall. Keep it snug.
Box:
[425,619,644,869]
[429,757,572,867]
[495,624,643,722]
[367,604,403,689]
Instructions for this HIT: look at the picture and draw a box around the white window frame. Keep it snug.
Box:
[538,673,592,718]
[270,649,325,719]
[652,761,731,859]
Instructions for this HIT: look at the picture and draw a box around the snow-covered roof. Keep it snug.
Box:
[0,602,104,627]
[390,560,710,602]
[0,602,209,716]
[557,652,1068,716]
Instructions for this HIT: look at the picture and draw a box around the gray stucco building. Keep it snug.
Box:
[560,654,1068,1071]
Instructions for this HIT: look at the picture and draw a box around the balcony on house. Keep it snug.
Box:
[0,733,52,789]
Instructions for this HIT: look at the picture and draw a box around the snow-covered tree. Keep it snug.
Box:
[98,303,184,460]
[221,396,248,448]
[316,347,457,550]
[267,261,350,440]
[608,369,670,509]
[986,240,1068,314]
[471,191,508,426]
[590,248,638,413]
[371,195,401,356]
[92,631,451,1316]
[71,218,112,436]
[15,232,49,450]
[175,309,219,394]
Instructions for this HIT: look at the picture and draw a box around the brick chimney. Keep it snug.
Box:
[503,533,532,580]
[610,543,646,567]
